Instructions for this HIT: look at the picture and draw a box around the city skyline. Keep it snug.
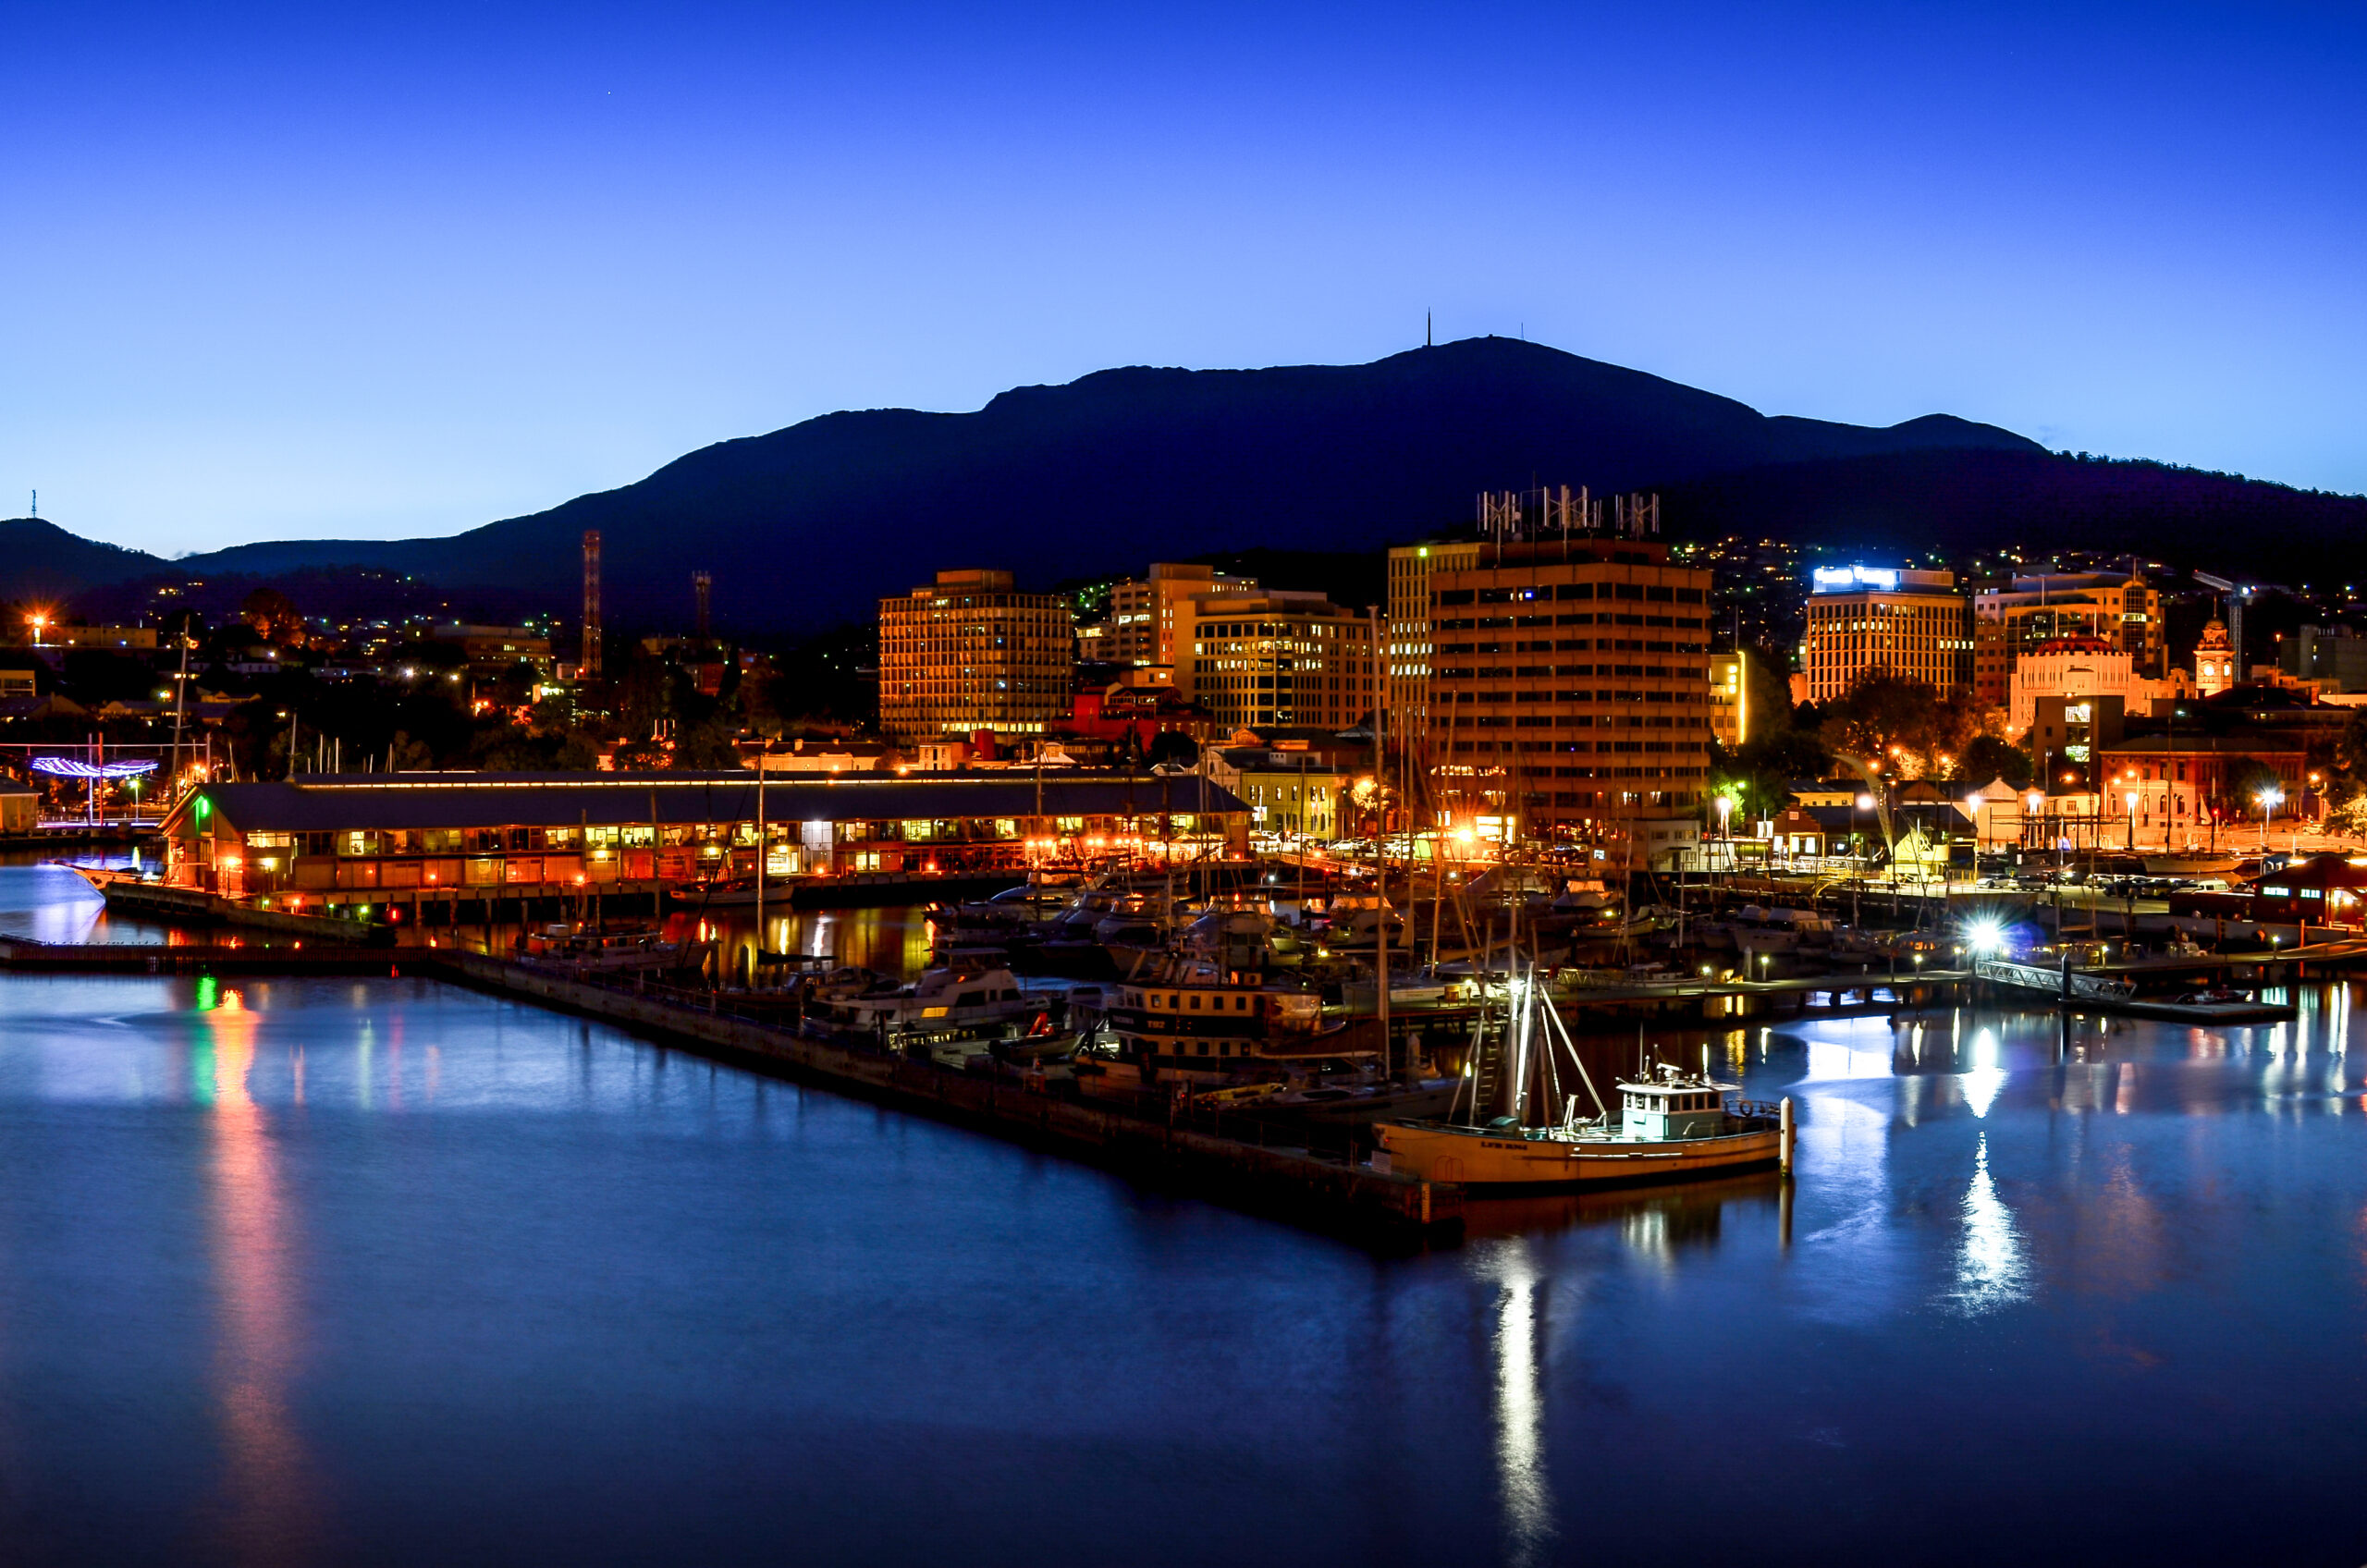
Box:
[3,0,2361,557]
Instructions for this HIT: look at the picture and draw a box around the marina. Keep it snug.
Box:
[8,854,2367,1563]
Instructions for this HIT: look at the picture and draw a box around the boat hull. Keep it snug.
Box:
[1373,1121,1781,1188]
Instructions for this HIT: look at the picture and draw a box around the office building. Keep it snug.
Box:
[1385,540,1484,734]
[431,623,555,676]
[877,570,1073,741]
[1799,566,1972,704]
[1707,649,1785,752]
[1176,592,1375,732]
[2277,624,2367,693]
[1417,536,1713,837]
[1971,571,2165,707]
[2006,636,2185,738]
[1106,562,1257,668]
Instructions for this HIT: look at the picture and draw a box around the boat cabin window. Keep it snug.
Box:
[1189,996,1201,1010]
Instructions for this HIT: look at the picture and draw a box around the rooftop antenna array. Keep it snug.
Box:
[1475,486,1659,560]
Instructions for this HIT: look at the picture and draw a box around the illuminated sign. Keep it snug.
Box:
[1809,565,1902,594]
[30,757,158,779]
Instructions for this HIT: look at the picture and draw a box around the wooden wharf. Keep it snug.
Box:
[0,934,1466,1248]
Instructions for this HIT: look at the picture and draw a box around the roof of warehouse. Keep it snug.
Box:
[167,771,1247,833]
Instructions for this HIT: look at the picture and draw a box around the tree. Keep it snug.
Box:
[1824,671,1978,779]
[1710,727,1831,825]
[1147,730,1199,767]
[239,586,304,646]
[1954,733,2033,790]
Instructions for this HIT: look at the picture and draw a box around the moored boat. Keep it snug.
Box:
[1376,1068,1784,1187]
[802,965,1043,1038]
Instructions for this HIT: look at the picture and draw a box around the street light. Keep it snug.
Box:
[2259,786,2285,852]
[2125,790,2139,851]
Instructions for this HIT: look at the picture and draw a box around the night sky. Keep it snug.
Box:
[4,0,2360,553]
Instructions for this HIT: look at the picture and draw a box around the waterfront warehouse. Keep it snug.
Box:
[157,771,1250,916]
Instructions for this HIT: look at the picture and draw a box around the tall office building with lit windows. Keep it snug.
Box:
[1799,566,1972,704]
[1415,538,1713,839]
[877,570,1073,741]
[1175,592,1374,731]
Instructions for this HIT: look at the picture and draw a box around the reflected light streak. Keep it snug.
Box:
[1487,1250,1556,1566]
[1952,1133,2030,1316]
[202,986,318,1561]
[1962,1029,2005,1119]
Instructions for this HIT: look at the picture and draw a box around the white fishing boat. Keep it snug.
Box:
[1375,1070,1786,1187]
[1374,954,1786,1188]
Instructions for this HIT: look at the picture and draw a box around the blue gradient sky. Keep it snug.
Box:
[4,1,2361,554]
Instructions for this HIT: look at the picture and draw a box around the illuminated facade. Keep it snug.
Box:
[1106,563,1257,668]
[2192,619,2237,696]
[1176,593,1375,731]
[1971,571,2164,707]
[158,773,1250,914]
[1800,566,1972,704]
[1385,540,1483,733]
[877,570,1073,741]
[1418,539,1713,835]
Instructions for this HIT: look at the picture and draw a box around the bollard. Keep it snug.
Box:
[1779,1096,1796,1175]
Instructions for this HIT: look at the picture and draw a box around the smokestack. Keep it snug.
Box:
[693,570,711,639]
[582,530,603,680]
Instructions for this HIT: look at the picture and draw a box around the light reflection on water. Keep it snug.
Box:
[3,862,2367,1560]
[196,984,319,1563]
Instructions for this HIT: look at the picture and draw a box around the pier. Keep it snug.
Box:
[0,932,1465,1246]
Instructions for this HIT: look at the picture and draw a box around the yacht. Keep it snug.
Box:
[802,966,1041,1039]
[1073,959,1356,1097]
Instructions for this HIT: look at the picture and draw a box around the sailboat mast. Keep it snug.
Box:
[754,749,766,971]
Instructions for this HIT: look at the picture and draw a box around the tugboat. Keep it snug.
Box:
[1373,958,1785,1188]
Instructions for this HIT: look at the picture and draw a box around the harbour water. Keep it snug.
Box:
[4,864,2367,1564]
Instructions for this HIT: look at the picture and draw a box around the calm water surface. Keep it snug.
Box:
[1,865,2364,1564]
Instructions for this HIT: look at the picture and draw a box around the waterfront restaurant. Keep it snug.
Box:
[157,771,1250,919]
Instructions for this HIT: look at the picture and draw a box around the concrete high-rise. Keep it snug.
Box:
[1800,566,1972,704]
[1386,540,1483,735]
[1106,562,1257,669]
[1412,537,1714,839]
[877,570,1073,741]
[1175,591,1374,732]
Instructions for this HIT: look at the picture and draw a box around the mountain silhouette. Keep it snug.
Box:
[8,337,2359,631]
